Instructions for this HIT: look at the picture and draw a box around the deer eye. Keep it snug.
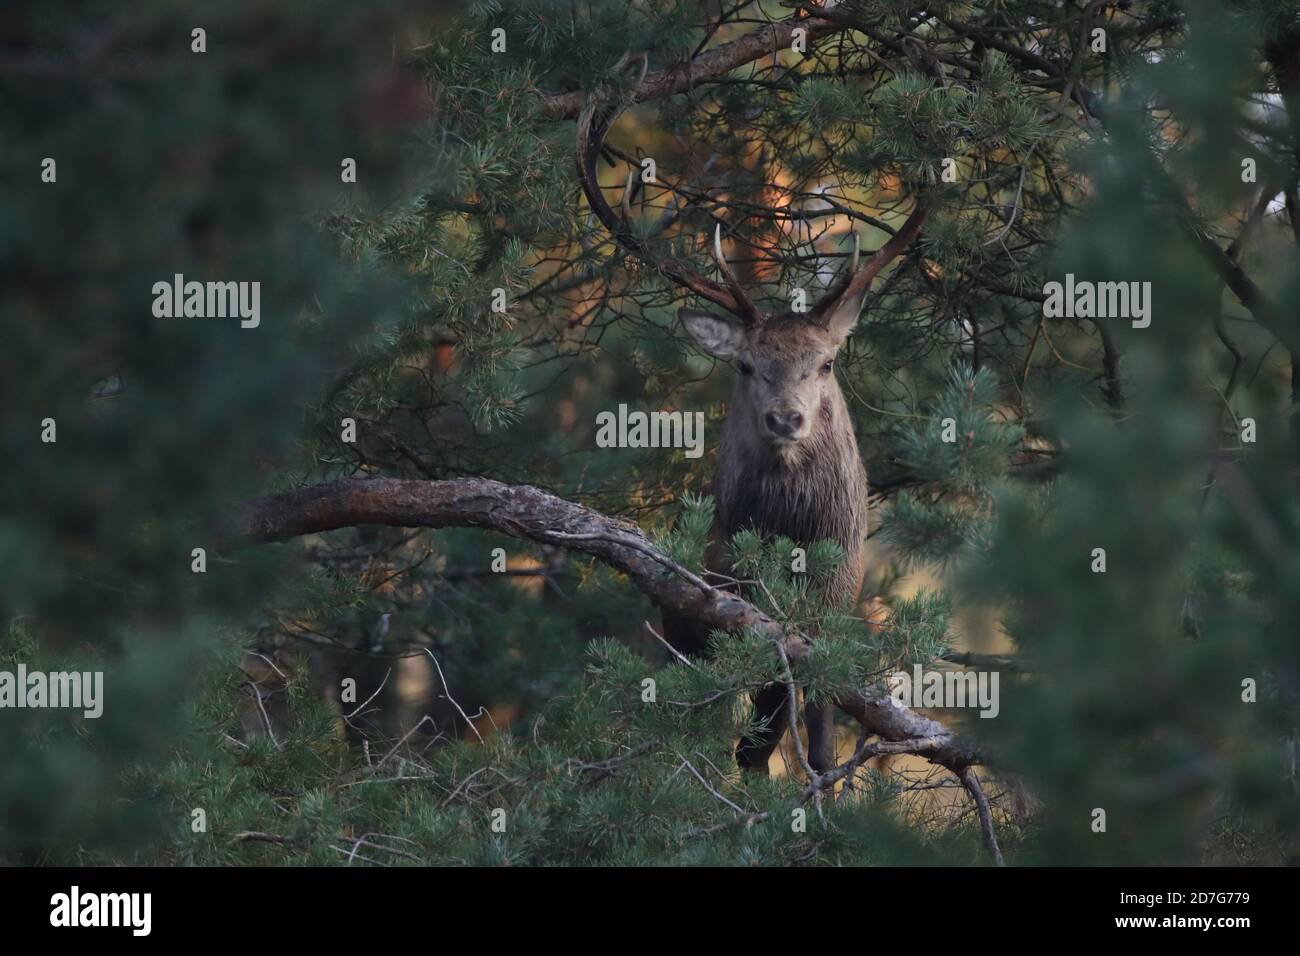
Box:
[738,360,754,376]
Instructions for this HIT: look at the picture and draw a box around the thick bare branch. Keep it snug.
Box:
[226,477,981,770]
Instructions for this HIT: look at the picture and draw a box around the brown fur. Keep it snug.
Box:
[576,96,924,773]
[662,312,871,774]
[713,319,870,604]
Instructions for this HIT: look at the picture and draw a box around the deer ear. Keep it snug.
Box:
[679,308,745,359]
[823,287,868,344]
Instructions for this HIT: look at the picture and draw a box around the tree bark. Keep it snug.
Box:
[227,477,981,770]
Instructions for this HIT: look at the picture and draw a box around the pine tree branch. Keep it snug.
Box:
[958,767,1005,866]
[539,15,843,120]
[226,477,982,771]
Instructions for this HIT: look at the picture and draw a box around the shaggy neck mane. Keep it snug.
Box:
[714,376,869,564]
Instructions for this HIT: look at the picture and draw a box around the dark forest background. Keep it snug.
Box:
[2,0,1299,865]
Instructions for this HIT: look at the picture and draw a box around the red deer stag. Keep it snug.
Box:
[576,97,928,776]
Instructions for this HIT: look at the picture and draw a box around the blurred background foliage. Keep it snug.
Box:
[2,0,1298,864]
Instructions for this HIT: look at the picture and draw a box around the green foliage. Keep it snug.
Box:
[138,633,976,866]
[657,492,715,569]
[896,364,1024,490]
[6,0,1300,867]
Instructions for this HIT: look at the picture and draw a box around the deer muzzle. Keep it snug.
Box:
[763,407,807,443]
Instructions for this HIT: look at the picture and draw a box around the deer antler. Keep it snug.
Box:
[810,202,929,324]
[576,97,763,326]
[710,223,761,320]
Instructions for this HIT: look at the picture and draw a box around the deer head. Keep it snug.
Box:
[576,97,928,453]
[676,214,927,450]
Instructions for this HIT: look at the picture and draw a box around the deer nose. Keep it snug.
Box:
[764,410,804,439]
